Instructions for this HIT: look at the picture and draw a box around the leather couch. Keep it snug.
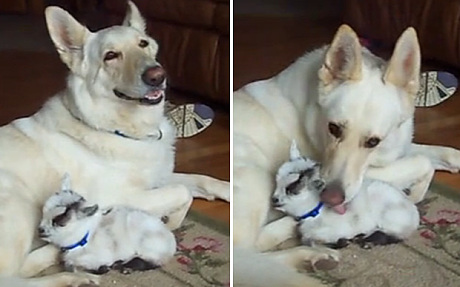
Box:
[344,0,460,69]
[102,0,229,106]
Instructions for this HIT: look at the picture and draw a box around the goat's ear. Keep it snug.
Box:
[289,140,302,160]
[80,204,99,217]
[61,173,71,191]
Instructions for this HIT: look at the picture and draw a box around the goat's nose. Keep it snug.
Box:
[271,197,279,205]
[37,227,45,236]
[142,66,166,87]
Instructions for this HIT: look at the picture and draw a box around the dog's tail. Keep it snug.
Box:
[233,247,326,287]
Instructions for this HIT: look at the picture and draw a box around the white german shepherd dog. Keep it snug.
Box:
[0,2,229,286]
[233,25,460,286]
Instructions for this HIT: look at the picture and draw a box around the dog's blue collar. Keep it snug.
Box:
[61,232,90,251]
[295,202,324,221]
[68,110,163,141]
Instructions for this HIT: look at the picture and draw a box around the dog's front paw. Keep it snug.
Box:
[192,180,229,202]
[295,246,340,272]
[66,272,100,287]
[439,147,460,173]
[309,247,340,271]
[215,180,230,202]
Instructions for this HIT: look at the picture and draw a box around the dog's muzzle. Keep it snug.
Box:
[320,183,347,214]
[142,65,166,87]
[113,65,166,105]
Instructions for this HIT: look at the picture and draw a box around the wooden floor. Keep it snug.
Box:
[0,50,230,226]
[234,15,460,192]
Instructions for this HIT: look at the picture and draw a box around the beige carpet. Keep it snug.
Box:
[309,182,460,287]
[97,211,230,287]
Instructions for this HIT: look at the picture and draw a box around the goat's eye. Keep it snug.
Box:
[328,123,342,138]
[286,180,301,195]
[365,137,381,148]
[139,39,149,48]
[104,51,119,61]
[52,214,68,227]
[52,208,71,227]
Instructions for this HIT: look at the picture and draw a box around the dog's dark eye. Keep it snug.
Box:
[104,51,119,61]
[365,137,381,148]
[139,40,149,48]
[328,123,342,138]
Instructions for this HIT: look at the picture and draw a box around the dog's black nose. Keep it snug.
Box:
[142,66,166,87]
[271,197,279,205]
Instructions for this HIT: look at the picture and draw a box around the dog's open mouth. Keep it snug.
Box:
[113,89,164,105]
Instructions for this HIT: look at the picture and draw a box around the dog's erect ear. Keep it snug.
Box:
[80,204,99,217]
[384,27,421,95]
[123,1,146,32]
[290,140,302,161]
[45,6,89,71]
[319,25,362,86]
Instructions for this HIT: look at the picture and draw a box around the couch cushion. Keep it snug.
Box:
[214,2,229,35]
[104,0,228,33]
[148,20,227,103]
[344,0,460,68]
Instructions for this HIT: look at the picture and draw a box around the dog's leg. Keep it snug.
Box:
[366,155,434,203]
[255,216,298,251]
[19,244,61,277]
[410,143,460,172]
[171,173,230,202]
[0,189,38,276]
[234,247,329,287]
[117,184,192,230]
[3,272,100,287]
[233,166,273,249]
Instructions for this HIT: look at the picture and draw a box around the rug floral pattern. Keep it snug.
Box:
[308,184,460,287]
[174,223,230,286]
[100,213,230,287]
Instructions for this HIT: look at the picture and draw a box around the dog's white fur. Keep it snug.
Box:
[39,175,176,272]
[273,141,419,244]
[233,25,460,286]
[0,2,228,286]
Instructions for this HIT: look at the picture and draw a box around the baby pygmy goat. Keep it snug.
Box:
[272,141,419,248]
[39,175,176,274]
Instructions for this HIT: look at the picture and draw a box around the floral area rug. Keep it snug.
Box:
[100,211,230,287]
[309,182,460,287]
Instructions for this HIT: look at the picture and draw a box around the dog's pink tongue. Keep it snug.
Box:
[332,204,346,215]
